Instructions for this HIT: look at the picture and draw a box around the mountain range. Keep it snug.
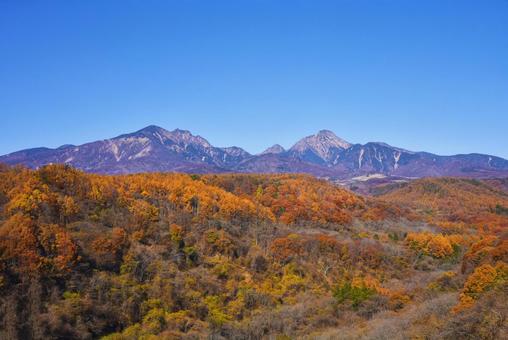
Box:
[1,125,508,179]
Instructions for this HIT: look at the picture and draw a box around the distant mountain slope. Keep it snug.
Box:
[0,126,250,174]
[288,129,351,164]
[376,177,508,231]
[260,144,285,155]
[1,125,508,179]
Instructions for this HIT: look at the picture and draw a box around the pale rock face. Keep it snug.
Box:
[141,126,212,149]
[166,129,212,149]
[393,151,401,170]
[130,145,152,160]
[106,136,152,162]
[290,130,351,162]
[221,146,251,158]
[1,125,508,179]
[358,148,365,169]
[261,144,285,155]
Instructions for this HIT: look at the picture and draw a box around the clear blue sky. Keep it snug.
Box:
[1,0,507,157]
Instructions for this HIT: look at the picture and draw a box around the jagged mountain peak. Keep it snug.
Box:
[292,130,351,150]
[1,125,507,179]
[261,144,285,155]
[366,141,415,155]
[290,130,351,162]
[136,124,167,133]
[221,146,251,157]
[167,129,211,148]
[315,130,351,148]
[127,126,212,149]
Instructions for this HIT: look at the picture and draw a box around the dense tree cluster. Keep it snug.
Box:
[203,174,363,225]
[0,165,507,339]
[380,177,508,233]
[405,232,465,258]
[456,262,508,310]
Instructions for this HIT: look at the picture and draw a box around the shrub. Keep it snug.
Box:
[333,282,376,308]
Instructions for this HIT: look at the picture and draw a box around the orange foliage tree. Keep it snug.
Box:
[456,261,508,310]
[203,174,363,225]
[406,232,464,258]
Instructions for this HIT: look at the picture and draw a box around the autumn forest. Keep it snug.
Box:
[0,164,506,339]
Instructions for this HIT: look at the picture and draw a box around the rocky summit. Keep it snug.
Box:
[1,125,508,179]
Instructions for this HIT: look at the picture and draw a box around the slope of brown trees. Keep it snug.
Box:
[0,165,506,339]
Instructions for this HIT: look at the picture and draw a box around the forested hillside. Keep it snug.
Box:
[378,177,508,233]
[0,165,506,339]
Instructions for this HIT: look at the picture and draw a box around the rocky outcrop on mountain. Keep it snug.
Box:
[1,125,507,179]
[260,144,285,155]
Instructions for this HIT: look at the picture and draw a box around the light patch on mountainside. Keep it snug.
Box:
[352,173,387,182]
